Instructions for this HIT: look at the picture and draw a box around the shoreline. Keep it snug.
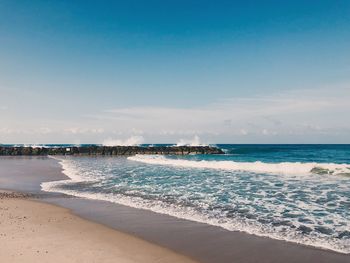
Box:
[0,190,197,263]
[1,156,349,263]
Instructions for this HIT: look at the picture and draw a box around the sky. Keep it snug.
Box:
[1,0,350,144]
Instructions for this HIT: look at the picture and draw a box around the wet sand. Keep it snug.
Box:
[0,156,349,263]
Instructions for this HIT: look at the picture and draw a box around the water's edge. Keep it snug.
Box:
[1,156,348,263]
[41,156,350,254]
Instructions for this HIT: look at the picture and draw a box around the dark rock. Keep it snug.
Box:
[0,146,224,156]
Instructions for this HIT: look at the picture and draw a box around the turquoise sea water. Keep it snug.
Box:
[41,145,350,253]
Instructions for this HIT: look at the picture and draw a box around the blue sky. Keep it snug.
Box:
[1,0,350,144]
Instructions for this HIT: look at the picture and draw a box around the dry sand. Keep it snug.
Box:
[0,191,197,263]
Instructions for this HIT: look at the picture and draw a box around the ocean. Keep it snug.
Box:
[40,144,350,253]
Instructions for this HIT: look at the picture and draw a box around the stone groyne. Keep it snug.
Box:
[0,146,224,156]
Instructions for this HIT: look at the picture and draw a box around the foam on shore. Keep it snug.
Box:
[41,156,350,254]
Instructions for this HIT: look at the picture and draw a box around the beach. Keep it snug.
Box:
[0,192,200,263]
[1,156,349,263]
[0,157,198,263]
[3,1,350,262]
[0,191,198,263]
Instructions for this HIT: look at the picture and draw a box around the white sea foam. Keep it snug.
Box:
[13,144,45,148]
[41,156,350,254]
[48,156,87,182]
[128,155,350,176]
[175,135,207,146]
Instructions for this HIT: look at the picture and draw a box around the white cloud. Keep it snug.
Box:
[240,129,248,135]
[0,127,53,135]
[63,128,105,134]
[88,85,350,140]
[38,127,52,134]
[1,83,349,143]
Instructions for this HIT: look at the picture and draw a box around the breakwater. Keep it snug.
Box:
[0,145,224,156]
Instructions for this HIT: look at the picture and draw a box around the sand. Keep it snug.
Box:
[0,190,197,263]
[0,156,349,263]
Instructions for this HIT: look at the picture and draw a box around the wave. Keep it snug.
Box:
[41,156,350,254]
[128,155,350,176]
[175,135,207,146]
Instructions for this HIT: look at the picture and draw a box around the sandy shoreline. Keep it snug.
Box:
[0,190,197,263]
[1,156,349,263]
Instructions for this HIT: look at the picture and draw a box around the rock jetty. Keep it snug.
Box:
[0,145,224,156]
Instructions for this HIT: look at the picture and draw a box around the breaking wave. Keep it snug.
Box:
[41,154,350,254]
[128,155,350,176]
